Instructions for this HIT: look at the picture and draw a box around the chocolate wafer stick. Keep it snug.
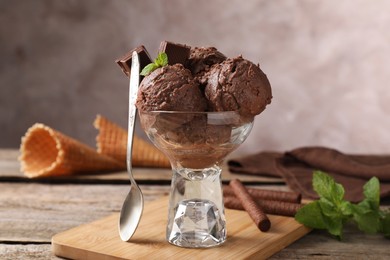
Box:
[229,179,271,232]
[223,186,301,204]
[224,196,302,217]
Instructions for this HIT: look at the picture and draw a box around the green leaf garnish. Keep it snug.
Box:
[155,52,168,67]
[351,177,381,234]
[140,52,169,76]
[313,171,345,205]
[295,201,327,229]
[295,172,389,240]
[140,63,159,76]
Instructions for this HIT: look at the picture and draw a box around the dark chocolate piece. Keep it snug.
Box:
[115,45,152,77]
[158,41,191,66]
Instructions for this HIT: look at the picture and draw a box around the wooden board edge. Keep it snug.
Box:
[51,239,125,260]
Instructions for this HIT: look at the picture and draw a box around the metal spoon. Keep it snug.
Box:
[119,51,144,241]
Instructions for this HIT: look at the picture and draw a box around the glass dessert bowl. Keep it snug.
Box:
[139,110,253,248]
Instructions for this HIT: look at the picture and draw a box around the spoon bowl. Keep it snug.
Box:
[119,182,144,241]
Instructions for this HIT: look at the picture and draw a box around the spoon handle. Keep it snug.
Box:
[127,51,140,175]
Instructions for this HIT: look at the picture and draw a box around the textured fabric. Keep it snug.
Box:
[228,147,390,202]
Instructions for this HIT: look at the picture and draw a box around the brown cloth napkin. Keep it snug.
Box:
[228,147,390,202]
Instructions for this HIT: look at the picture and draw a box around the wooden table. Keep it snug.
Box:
[1,149,389,259]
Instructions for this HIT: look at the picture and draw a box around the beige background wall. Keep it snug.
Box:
[1,0,389,156]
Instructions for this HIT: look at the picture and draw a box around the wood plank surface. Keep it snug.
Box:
[271,229,390,259]
[2,183,390,259]
[0,183,169,242]
[1,148,390,259]
[0,244,61,260]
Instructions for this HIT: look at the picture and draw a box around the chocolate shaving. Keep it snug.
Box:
[229,179,271,232]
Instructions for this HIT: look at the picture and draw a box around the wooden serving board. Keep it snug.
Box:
[52,197,310,260]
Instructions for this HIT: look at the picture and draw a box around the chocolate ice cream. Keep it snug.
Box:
[205,56,272,118]
[119,42,271,168]
[139,110,242,169]
[135,64,207,112]
[186,47,227,85]
[136,63,210,152]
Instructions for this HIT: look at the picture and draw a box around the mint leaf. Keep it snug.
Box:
[351,177,382,234]
[322,213,344,239]
[140,63,159,76]
[295,200,345,239]
[155,52,168,67]
[362,177,380,209]
[351,204,381,234]
[296,172,347,239]
[313,171,345,205]
[340,200,353,216]
[295,201,327,229]
[318,198,349,239]
[318,198,339,218]
[140,52,169,76]
[296,172,388,240]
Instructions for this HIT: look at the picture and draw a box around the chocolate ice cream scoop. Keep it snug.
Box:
[135,64,207,112]
[205,56,272,118]
[187,47,227,74]
[187,47,227,85]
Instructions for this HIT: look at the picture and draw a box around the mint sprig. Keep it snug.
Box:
[295,171,390,240]
[350,177,381,234]
[140,52,168,76]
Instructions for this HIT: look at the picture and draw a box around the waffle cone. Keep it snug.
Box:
[19,123,123,178]
[94,115,170,168]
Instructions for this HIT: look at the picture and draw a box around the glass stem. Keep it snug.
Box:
[166,165,227,248]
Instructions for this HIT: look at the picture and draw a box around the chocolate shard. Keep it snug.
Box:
[115,45,152,77]
[158,41,191,66]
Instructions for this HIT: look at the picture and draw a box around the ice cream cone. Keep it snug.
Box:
[19,123,123,178]
[94,115,171,168]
